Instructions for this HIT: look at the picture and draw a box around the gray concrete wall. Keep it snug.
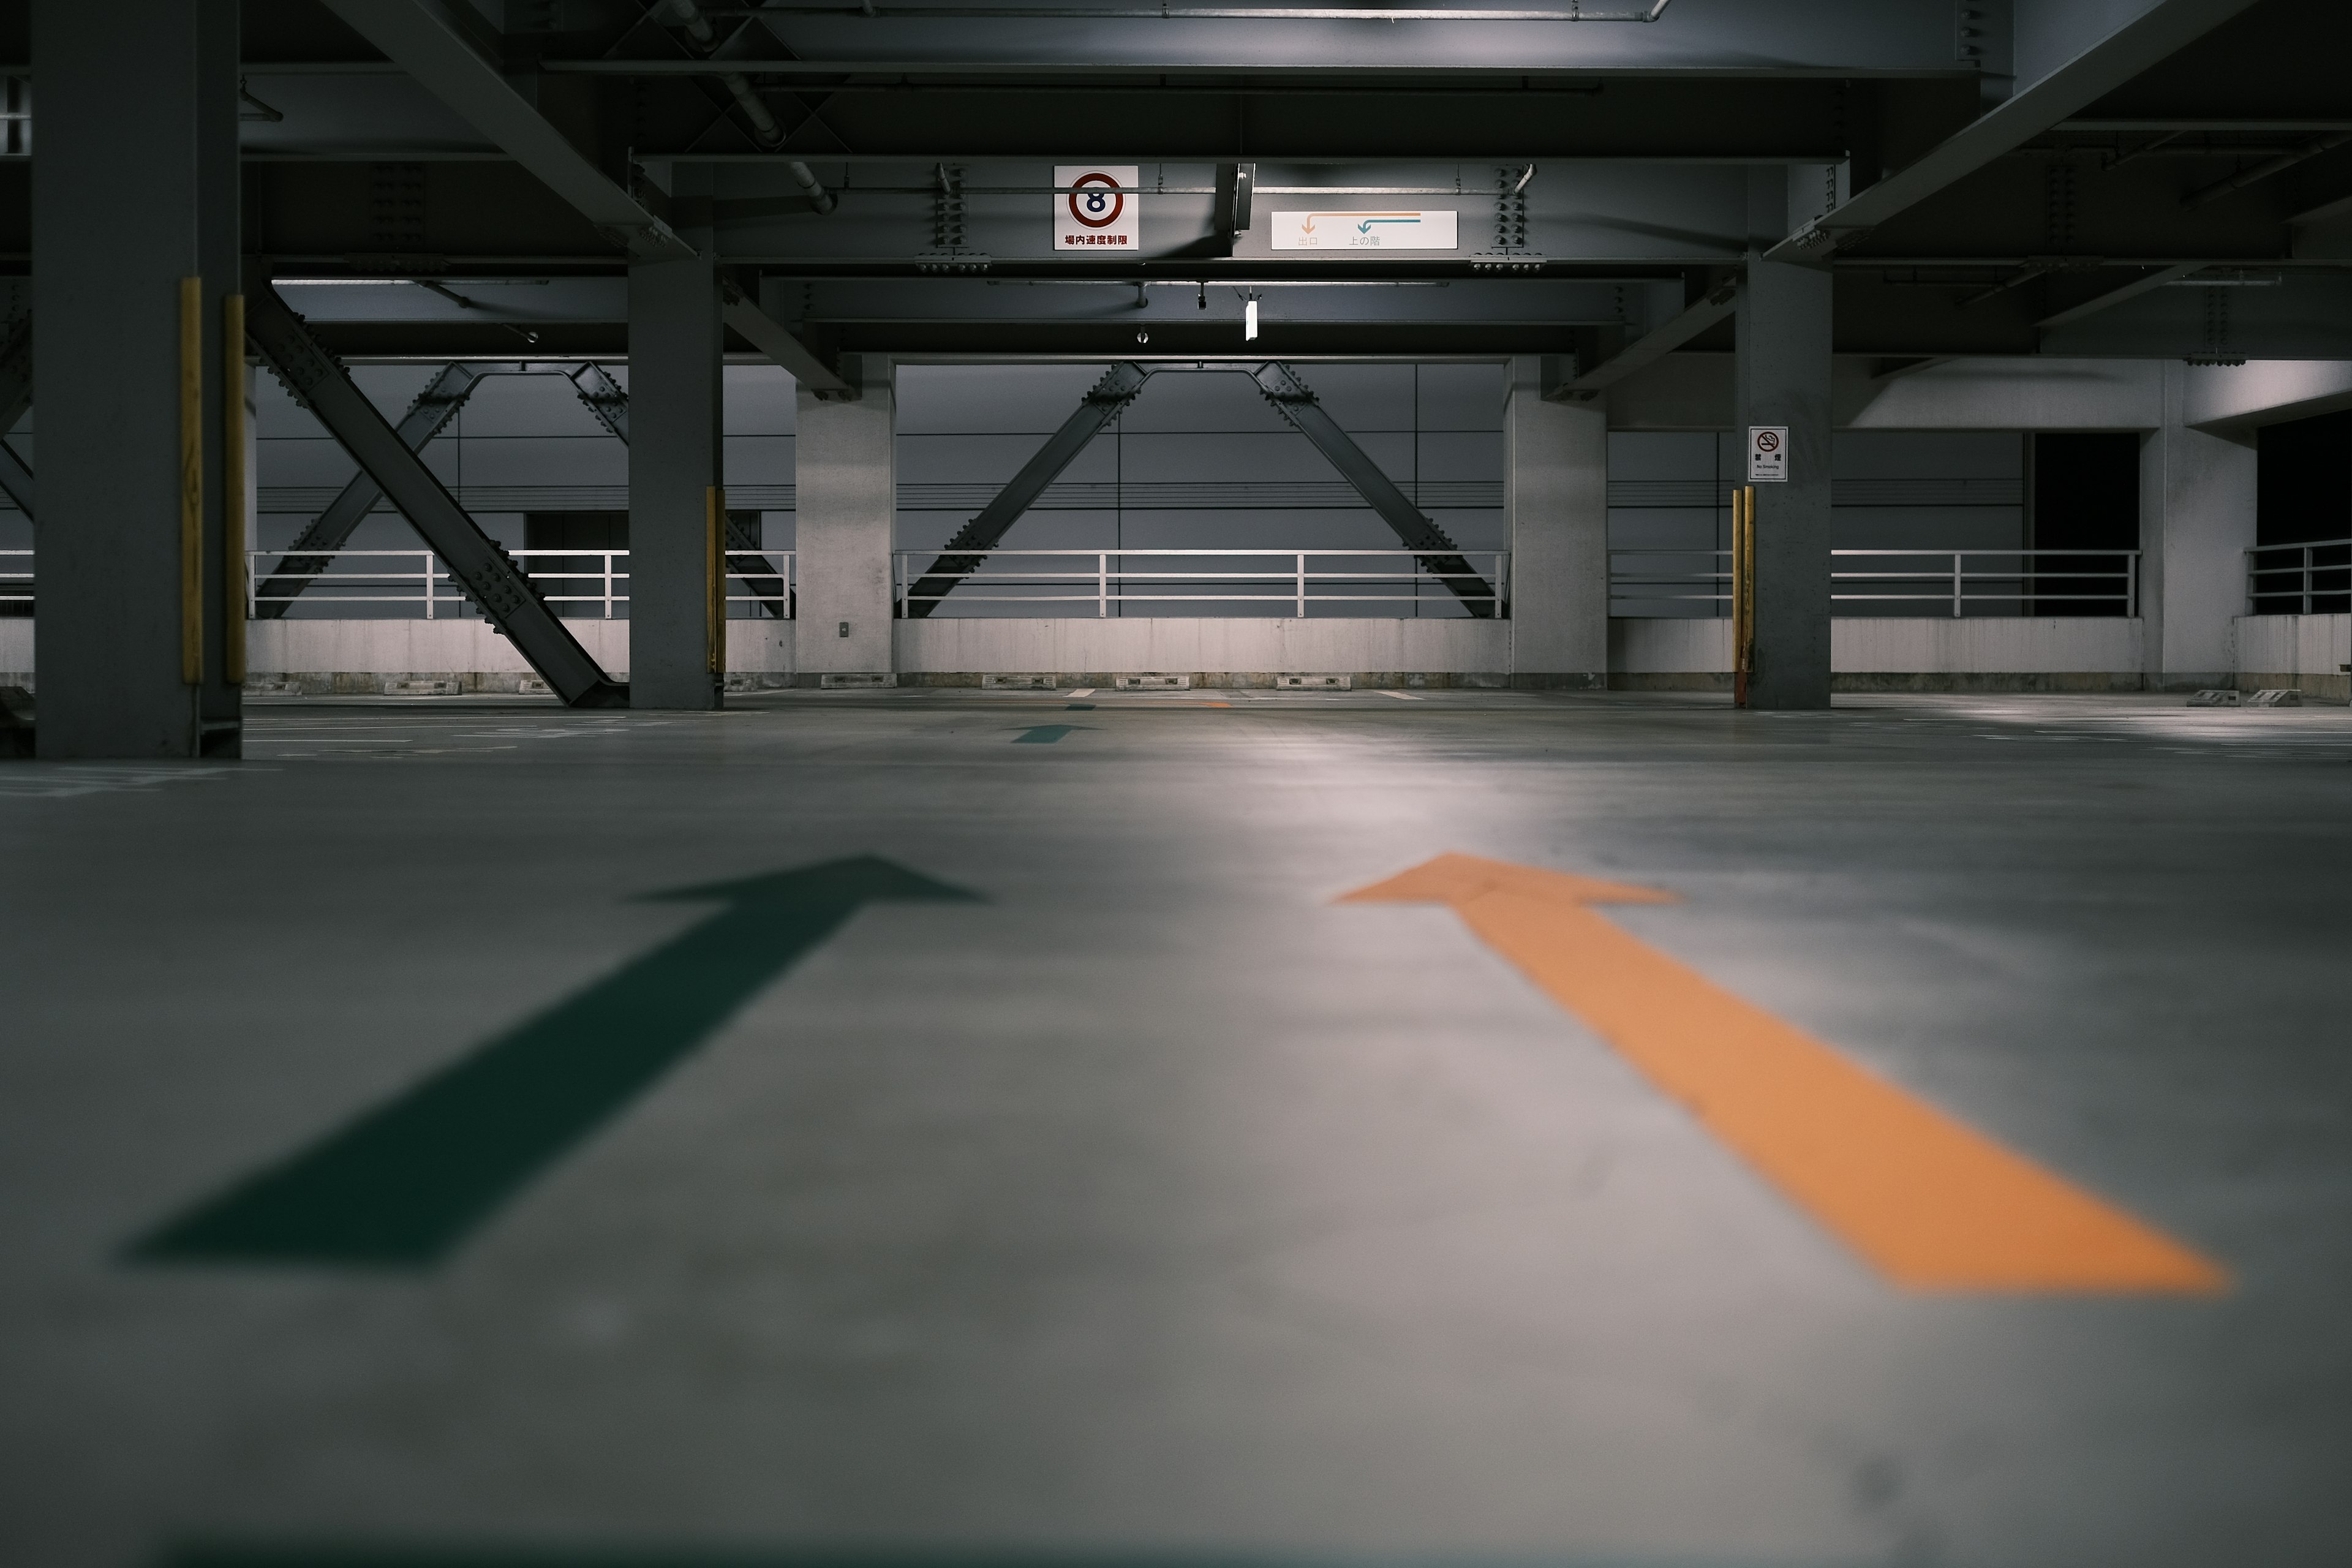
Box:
[1504,356,1606,682]
[796,359,898,677]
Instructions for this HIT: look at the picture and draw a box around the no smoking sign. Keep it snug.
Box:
[1747,424,1789,483]
[1055,165,1139,249]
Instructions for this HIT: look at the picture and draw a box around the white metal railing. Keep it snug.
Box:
[236,548,794,619]
[891,548,1510,618]
[0,549,26,608]
[2245,537,2351,616]
[1609,547,2141,617]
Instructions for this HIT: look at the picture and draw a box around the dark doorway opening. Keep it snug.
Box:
[2029,433,2140,616]
[2253,412,2350,615]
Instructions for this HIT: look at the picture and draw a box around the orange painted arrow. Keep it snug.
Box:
[1340,853,2226,1294]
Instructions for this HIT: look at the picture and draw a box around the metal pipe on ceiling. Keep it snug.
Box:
[2181,132,2352,209]
[663,0,837,214]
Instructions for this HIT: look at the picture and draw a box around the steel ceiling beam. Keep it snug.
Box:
[244,274,627,707]
[1557,279,1735,396]
[1770,0,2267,263]
[720,280,856,396]
[318,0,692,262]
[2035,263,2200,330]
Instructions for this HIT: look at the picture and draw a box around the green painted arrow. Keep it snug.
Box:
[132,856,981,1269]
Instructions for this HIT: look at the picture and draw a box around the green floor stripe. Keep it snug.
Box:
[131,856,980,1269]
[1014,725,1082,743]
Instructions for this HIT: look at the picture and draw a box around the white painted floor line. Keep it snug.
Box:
[1067,688,1096,697]
[1379,690,1424,701]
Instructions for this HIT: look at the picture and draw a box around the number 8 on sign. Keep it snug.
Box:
[1071,173,1123,228]
[1055,165,1140,249]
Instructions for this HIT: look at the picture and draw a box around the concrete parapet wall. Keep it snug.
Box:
[2234,614,2351,702]
[894,617,1512,677]
[241,617,793,691]
[1611,615,2146,689]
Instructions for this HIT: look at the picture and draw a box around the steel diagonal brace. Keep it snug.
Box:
[0,315,31,518]
[253,361,517,617]
[901,361,1150,618]
[259,359,636,618]
[567,361,630,442]
[243,273,627,707]
[1246,363,1496,617]
[723,512,790,619]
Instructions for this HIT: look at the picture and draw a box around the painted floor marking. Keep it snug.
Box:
[1066,688,1096,697]
[133,857,981,1268]
[0,765,246,799]
[1013,724,1082,744]
[1340,853,2227,1294]
[1378,690,1424,700]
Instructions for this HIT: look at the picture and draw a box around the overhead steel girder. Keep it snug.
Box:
[244,273,627,707]
[254,359,636,617]
[902,360,1495,619]
[318,0,692,262]
[586,4,1971,78]
[262,276,1687,331]
[680,159,1751,268]
[1771,0,2264,262]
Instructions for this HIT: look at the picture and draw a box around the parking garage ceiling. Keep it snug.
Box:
[4,0,2351,364]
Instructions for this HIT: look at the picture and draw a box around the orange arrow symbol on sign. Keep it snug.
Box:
[1340,853,2227,1294]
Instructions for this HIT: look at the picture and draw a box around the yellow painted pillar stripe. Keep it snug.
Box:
[222,294,247,685]
[1341,853,2227,1294]
[178,276,203,685]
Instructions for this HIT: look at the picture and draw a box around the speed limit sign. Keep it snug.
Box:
[1747,424,1789,483]
[1055,166,1139,249]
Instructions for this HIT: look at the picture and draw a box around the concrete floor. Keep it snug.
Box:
[3,689,2348,1568]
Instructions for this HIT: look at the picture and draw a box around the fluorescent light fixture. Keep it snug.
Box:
[1245,298,1259,340]
[270,278,414,287]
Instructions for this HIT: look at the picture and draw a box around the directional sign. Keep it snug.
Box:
[134,857,982,1267]
[1272,210,1458,251]
[1341,853,2226,1294]
[1055,165,1139,251]
[1747,424,1789,483]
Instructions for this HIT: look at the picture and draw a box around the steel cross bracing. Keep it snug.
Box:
[1243,361,1496,616]
[900,361,1151,617]
[243,272,627,708]
[250,355,788,624]
[254,360,638,617]
[0,316,31,519]
[901,360,1495,619]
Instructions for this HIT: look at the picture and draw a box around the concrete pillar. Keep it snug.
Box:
[626,175,723,710]
[1504,356,1607,686]
[795,358,896,681]
[33,0,242,756]
[1735,257,1834,710]
[2140,363,2256,690]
